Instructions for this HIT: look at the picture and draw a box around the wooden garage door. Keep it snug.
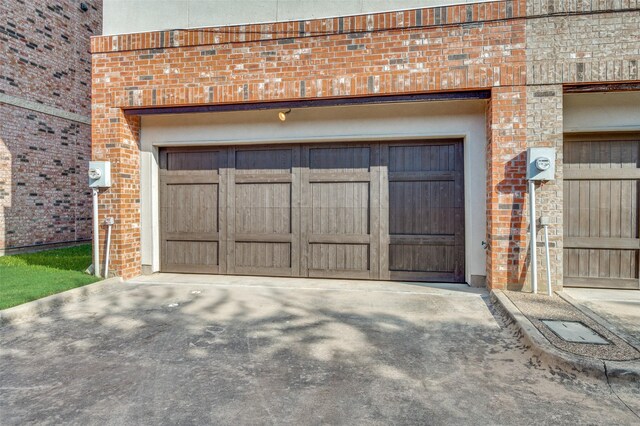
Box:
[159,140,465,282]
[564,134,640,290]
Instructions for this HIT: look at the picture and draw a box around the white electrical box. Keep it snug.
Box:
[526,147,556,181]
[88,161,111,188]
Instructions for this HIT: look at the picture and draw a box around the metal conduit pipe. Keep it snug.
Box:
[103,217,114,279]
[529,180,537,294]
[541,216,553,297]
[92,188,100,278]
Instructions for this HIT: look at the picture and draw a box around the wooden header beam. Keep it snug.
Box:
[123,90,490,116]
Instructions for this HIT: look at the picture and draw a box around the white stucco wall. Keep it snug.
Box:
[139,100,488,283]
[104,0,496,35]
[564,92,640,133]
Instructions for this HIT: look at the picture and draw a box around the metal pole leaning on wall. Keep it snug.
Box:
[104,217,114,279]
[529,180,537,294]
[541,217,552,296]
[92,188,100,278]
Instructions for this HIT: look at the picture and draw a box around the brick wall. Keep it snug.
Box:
[523,6,640,290]
[90,0,640,287]
[523,85,563,292]
[0,0,101,251]
[486,86,528,289]
[526,10,640,85]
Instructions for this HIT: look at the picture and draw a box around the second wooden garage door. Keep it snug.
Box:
[160,140,465,282]
[564,134,640,289]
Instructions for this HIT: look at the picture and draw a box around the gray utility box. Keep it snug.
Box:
[88,161,112,188]
[526,147,556,181]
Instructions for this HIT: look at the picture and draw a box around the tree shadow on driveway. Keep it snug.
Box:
[1,280,638,425]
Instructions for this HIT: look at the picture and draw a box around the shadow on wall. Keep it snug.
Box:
[0,134,10,251]
[496,151,529,291]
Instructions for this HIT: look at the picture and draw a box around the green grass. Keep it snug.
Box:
[0,244,100,310]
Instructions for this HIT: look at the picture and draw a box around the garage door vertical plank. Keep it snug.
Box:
[600,179,611,278]
[588,180,600,278]
[578,178,590,278]
[370,143,381,279]
[160,167,167,272]
[300,145,310,277]
[379,144,390,280]
[218,152,227,274]
[567,143,579,278]
[610,180,622,278]
[227,148,236,275]
[454,142,465,282]
[620,179,633,278]
[291,146,301,276]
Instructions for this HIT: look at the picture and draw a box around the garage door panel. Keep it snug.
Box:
[389,181,457,235]
[164,241,218,269]
[388,144,457,172]
[309,244,369,271]
[564,180,637,240]
[389,244,456,272]
[564,248,638,279]
[166,150,222,170]
[235,242,291,268]
[165,183,218,234]
[236,148,292,172]
[309,146,370,171]
[235,183,291,234]
[310,182,369,235]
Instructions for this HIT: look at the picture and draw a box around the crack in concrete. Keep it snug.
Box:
[603,361,640,421]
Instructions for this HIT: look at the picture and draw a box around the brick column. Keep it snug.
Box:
[486,86,528,289]
[526,85,563,292]
[91,107,141,279]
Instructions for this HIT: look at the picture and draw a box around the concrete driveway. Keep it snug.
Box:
[564,288,640,348]
[1,275,639,425]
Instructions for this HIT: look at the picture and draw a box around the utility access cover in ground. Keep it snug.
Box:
[541,320,610,345]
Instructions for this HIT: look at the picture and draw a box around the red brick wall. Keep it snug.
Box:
[0,0,101,251]
[91,1,530,284]
[486,87,528,289]
[91,2,526,109]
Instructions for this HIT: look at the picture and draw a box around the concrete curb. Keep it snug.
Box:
[0,277,123,325]
[491,290,640,383]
